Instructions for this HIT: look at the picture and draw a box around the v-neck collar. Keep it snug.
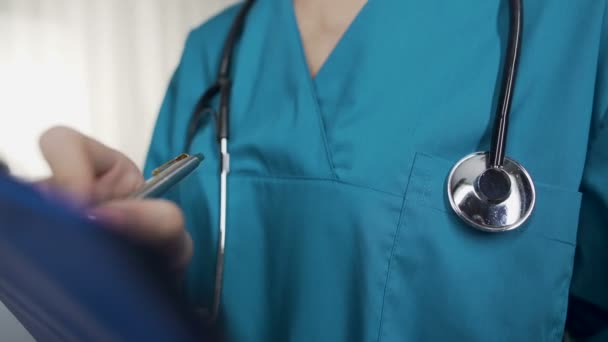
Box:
[282,0,374,84]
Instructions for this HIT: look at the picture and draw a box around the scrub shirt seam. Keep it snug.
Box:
[203,171,402,197]
[375,155,418,342]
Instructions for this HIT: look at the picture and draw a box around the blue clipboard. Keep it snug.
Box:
[0,175,213,342]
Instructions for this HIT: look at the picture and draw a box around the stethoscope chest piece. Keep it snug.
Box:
[447,152,535,232]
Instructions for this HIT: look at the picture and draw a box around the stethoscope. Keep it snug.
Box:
[185,0,535,322]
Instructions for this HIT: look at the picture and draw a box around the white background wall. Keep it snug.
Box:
[0,0,237,180]
[0,1,235,340]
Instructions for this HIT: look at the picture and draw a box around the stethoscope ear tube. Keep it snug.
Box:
[217,78,231,141]
[488,0,523,169]
[215,0,255,143]
[186,0,255,152]
[186,84,220,152]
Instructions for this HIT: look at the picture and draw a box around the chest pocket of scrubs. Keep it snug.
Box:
[379,152,581,342]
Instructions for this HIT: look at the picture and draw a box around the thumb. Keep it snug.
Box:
[90,199,192,272]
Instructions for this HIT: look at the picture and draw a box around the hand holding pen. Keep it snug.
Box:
[38,126,200,273]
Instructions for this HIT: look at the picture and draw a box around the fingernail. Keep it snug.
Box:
[87,206,125,225]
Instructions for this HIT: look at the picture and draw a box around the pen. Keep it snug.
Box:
[128,153,204,199]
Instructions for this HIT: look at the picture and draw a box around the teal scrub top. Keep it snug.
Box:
[144,1,608,341]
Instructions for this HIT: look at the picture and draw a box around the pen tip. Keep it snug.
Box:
[194,153,204,160]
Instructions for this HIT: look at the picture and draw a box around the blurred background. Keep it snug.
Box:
[0,0,237,180]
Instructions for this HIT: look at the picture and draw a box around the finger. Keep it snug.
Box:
[32,177,86,209]
[89,199,192,271]
[92,156,145,203]
[32,177,53,194]
[39,126,135,203]
[39,127,97,201]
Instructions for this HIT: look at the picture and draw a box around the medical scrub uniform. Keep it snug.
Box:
[145,1,608,340]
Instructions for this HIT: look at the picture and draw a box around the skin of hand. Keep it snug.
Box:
[38,126,193,273]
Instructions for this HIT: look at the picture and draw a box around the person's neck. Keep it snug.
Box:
[293,0,367,76]
[294,0,367,34]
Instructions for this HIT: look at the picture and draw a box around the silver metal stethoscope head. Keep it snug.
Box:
[447,152,535,232]
[447,0,534,232]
